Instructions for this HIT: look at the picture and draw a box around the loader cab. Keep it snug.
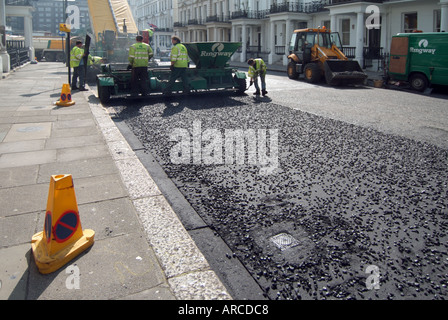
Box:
[289,31,315,63]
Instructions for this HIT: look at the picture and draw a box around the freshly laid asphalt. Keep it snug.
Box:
[0,62,230,300]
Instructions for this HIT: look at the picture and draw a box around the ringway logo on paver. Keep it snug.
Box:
[200,43,234,58]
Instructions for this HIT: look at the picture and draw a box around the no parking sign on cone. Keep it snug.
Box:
[55,84,75,107]
[31,174,94,274]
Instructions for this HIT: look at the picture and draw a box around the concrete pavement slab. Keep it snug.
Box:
[37,157,118,183]
[45,134,103,150]
[0,212,39,248]
[56,144,110,162]
[0,183,48,217]
[0,244,30,300]
[3,122,52,142]
[0,165,38,188]
[0,150,57,168]
[27,234,172,300]
[0,139,45,154]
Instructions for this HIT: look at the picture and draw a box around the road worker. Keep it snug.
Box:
[163,35,190,95]
[247,58,268,96]
[70,40,87,91]
[128,35,154,96]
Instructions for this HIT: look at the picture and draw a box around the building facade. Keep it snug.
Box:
[31,0,91,36]
[132,0,448,69]
[131,0,174,52]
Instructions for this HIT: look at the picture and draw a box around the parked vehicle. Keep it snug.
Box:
[388,32,448,91]
[287,27,367,86]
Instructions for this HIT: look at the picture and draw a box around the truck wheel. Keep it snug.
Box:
[45,52,55,62]
[56,52,65,62]
[304,63,321,83]
[287,61,299,80]
[97,80,111,104]
[234,76,246,94]
[409,73,428,92]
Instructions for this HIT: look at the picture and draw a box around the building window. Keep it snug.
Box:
[341,19,350,46]
[434,10,441,32]
[403,12,417,33]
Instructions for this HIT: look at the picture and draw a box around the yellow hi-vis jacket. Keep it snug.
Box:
[70,46,84,68]
[128,42,153,68]
[248,58,267,78]
[171,43,188,68]
[88,55,102,66]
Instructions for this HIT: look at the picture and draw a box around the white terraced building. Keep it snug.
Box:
[129,0,448,70]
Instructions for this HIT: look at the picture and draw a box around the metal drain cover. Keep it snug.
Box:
[269,233,300,251]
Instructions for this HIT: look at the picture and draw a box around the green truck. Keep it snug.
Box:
[388,32,448,91]
[96,42,247,104]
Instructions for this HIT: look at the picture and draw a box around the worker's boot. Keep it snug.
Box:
[253,90,260,95]
[262,90,268,96]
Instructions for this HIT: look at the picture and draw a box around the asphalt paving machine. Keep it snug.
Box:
[287,27,367,86]
[96,42,247,104]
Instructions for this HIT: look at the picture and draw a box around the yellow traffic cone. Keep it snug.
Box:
[31,174,95,274]
[55,84,75,107]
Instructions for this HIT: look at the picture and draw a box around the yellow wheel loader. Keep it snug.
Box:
[287,27,367,86]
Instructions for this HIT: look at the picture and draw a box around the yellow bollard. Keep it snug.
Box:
[55,84,75,107]
[31,174,94,274]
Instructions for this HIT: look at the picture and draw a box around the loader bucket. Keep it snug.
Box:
[324,60,368,86]
[184,42,242,69]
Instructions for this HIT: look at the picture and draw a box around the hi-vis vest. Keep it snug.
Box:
[88,55,102,66]
[248,58,267,78]
[70,46,84,68]
[128,42,153,67]
[171,43,188,68]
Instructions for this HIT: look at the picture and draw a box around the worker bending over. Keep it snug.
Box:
[163,35,190,95]
[70,40,87,91]
[247,58,268,96]
[128,35,153,96]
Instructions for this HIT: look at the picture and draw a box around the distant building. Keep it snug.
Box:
[130,0,174,52]
[31,0,91,36]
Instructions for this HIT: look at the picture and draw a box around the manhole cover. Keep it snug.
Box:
[270,233,300,251]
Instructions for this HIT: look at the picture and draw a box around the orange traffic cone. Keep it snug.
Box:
[55,83,75,107]
[31,174,95,274]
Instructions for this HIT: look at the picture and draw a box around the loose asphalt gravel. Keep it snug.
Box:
[110,90,448,300]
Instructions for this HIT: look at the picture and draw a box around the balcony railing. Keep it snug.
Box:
[328,0,383,4]
[174,22,187,28]
[155,28,173,33]
[270,0,329,14]
[187,19,205,25]
[231,10,269,20]
[206,14,231,23]
[275,46,285,55]
[5,0,34,5]
[341,46,356,58]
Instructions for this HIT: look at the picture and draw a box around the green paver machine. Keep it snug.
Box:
[96,42,247,104]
